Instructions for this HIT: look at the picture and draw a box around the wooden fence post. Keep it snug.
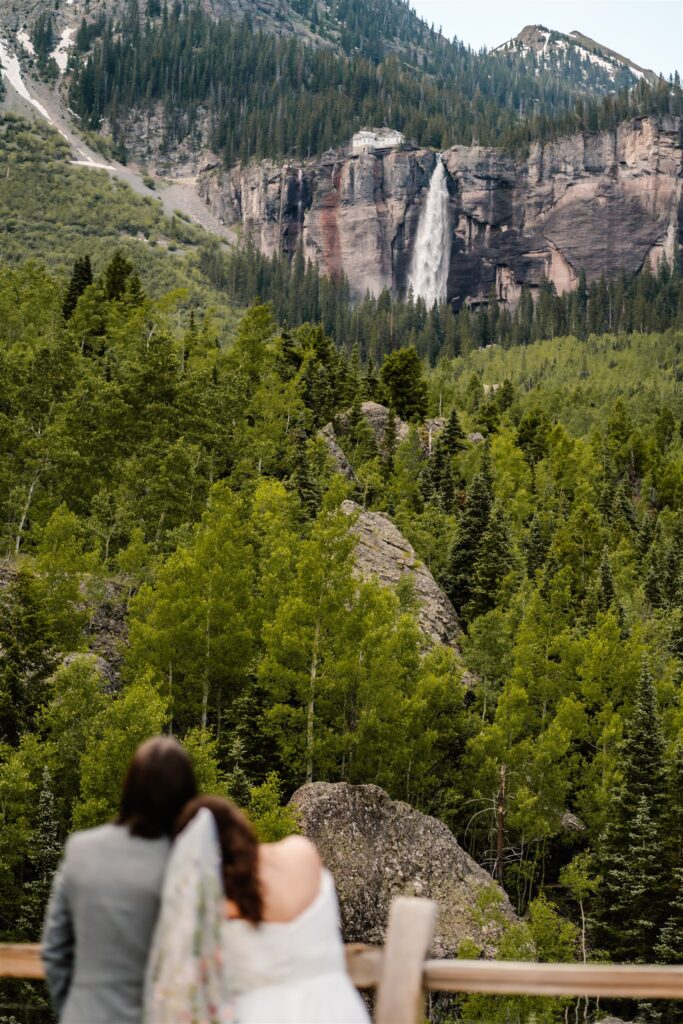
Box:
[374,897,437,1024]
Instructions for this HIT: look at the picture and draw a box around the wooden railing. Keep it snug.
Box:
[2,899,682,1024]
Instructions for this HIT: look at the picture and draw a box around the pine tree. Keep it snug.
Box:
[596,547,618,612]
[611,480,635,531]
[379,347,428,422]
[593,659,669,963]
[382,407,398,480]
[654,887,683,1024]
[363,359,379,400]
[62,255,93,320]
[655,866,683,964]
[289,435,322,519]
[447,469,493,618]
[346,394,378,465]
[422,437,455,511]
[665,743,683,868]
[525,514,548,575]
[644,556,663,608]
[104,251,134,301]
[495,378,514,412]
[469,504,514,619]
[442,408,468,455]
[0,569,59,744]
[18,767,61,939]
[125,271,145,307]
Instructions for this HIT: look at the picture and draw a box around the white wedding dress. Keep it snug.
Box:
[221,868,369,1023]
[144,809,369,1024]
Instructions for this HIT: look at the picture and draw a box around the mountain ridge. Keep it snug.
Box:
[494,23,661,87]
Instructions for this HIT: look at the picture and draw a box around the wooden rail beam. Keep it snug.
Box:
[423,959,683,1000]
[345,944,383,988]
[0,944,44,980]
[1,943,681,1004]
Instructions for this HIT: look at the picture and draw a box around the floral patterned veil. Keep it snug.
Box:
[143,807,233,1024]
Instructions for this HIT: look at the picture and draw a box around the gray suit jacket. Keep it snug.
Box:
[41,823,170,1024]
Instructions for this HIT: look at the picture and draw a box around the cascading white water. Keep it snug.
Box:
[406,156,450,307]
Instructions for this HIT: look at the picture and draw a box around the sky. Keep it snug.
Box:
[409,0,682,78]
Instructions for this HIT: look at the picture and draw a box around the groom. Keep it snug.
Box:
[41,737,198,1024]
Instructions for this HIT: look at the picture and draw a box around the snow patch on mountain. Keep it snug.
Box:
[16,30,35,56]
[52,26,74,73]
[0,37,54,122]
[493,24,657,86]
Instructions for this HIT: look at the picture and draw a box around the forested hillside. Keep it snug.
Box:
[1,107,683,1022]
[67,0,682,164]
[207,240,683,363]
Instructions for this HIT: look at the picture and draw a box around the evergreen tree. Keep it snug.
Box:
[62,255,93,320]
[447,469,493,618]
[422,437,455,511]
[382,407,398,480]
[596,547,620,615]
[345,394,378,465]
[644,556,663,608]
[665,743,683,868]
[442,408,468,455]
[379,347,428,422]
[0,570,58,745]
[18,767,61,939]
[363,359,379,401]
[525,514,549,575]
[289,434,322,518]
[593,659,669,964]
[104,251,134,301]
[656,865,683,959]
[469,504,514,619]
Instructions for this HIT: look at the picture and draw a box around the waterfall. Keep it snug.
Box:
[406,156,450,306]
[297,167,304,222]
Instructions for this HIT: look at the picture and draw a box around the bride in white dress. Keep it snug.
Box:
[144,795,370,1024]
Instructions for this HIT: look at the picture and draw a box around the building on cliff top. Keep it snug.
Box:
[352,127,405,154]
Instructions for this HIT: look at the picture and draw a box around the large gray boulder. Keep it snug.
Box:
[341,499,461,649]
[290,781,515,957]
[354,401,410,450]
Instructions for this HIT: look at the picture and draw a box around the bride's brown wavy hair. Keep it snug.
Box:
[174,794,263,924]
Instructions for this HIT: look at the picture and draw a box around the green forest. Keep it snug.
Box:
[1,113,683,1024]
[66,0,683,165]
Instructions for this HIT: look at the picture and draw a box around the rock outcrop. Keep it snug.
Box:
[0,566,127,685]
[290,781,515,956]
[319,422,355,480]
[341,499,461,648]
[198,115,683,307]
[333,401,410,452]
[331,402,445,457]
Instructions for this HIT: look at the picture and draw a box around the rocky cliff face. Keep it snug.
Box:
[341,499,461,649]
[198,115,683,307]
[290,781,515,956]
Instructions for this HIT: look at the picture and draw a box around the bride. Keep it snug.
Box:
[144,794,370,1024]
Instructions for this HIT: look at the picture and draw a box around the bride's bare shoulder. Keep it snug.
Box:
[262,834,322,873]
[257,836,323,921]
[278,834,321,862]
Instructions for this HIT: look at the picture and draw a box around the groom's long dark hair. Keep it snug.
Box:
[118,736,198,839]
[175,795,263,923]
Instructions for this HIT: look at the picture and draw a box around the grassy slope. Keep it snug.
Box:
[0,115,239,337]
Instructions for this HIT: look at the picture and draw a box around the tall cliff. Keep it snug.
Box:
[198,115,683,307]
